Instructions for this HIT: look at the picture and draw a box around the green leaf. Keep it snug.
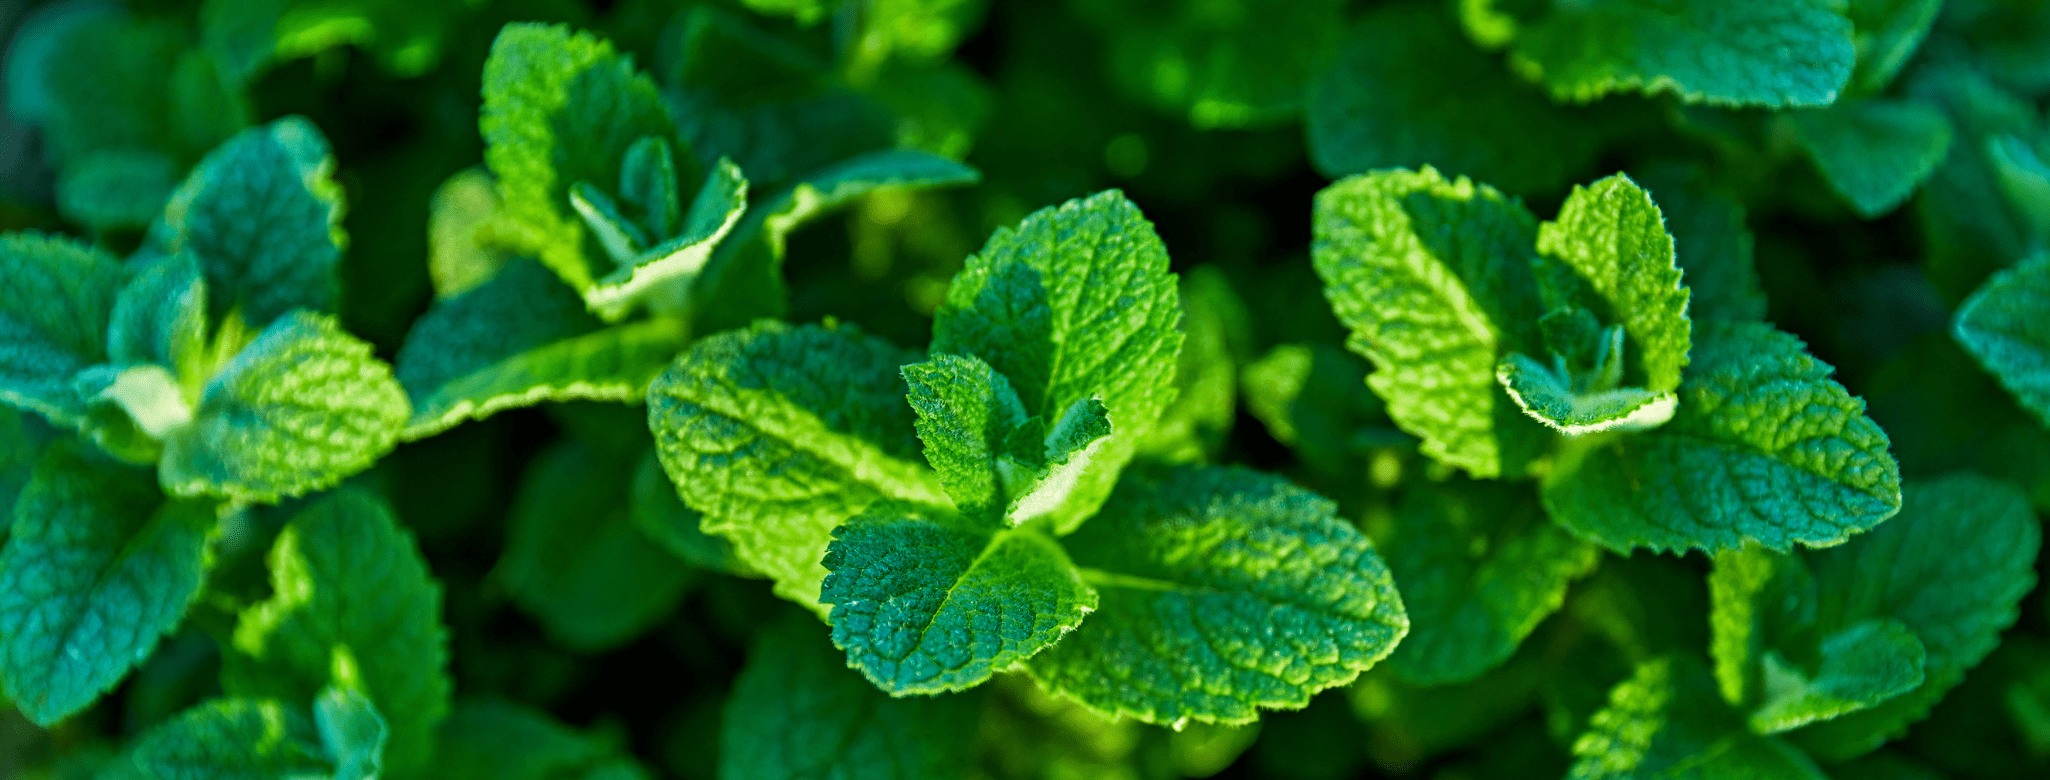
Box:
[582,158,749,320]
[426,699,646,780]
[1789,99,1955,218]
[930,190,1181,533]
[1954,253,2050,428]
[395,260,686,439]
[1307,4,1612,194]
[27,16,185,164]
[757,148,981,255]
[1137,266,1248,465]
[1535,173,1692,395]
[315,686,388,780]
[722,616,984,780]
[1708,546,1818,708]
[1072,0,1345,128]
[1789,474,2041,761]
[1496,352,1678,436]
[56,149,181,232]
[0,444,214,726]
[1375,480,1598,686]
[1568,656,1828,780]
[1028,466,1409,726]
[0,233,125,427]
[161,311,410,503]
[480,23,681,293]
[109,254,208,380]
[628,448,741,572]
[820,502,1094,694]
[224,489,452,779]
[1238,342,1401,478]
[646,321,947,610]
[499,442,695,652]
[1750,619,1926,734]
[1311,167,1552,478]
[901,352,1026,522]
[1845,0,1942,94]
[1504,0,1855,108]
[159,116,347,327]
[133,698,329,780]
[1543,321,1902,554]
[426,168,511,300]
[1632,166,1766,323]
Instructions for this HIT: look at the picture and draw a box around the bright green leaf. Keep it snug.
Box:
[646,321,947,610]
[1568,656,1828,779]
[821,502,1094,694]
[1496,352,1678,436]
[758,148,981,255]
[224,489,451,778]
[159,116,346,327]
[1708,546,1818,708]
[582,158,749,320]
[1789,98,1955,218]
[1312,167,1552,478]
[930,190,1181,533]
[0,233,124,427]
[1543,321,1902,554]
[0,444,213,726]
[1954,253,2050,427]
[901,352,1026,522]
[161,311,409,502]
[1137,266,1248,465]
[1633,166,1766,323]
[1505,0,1855,108]
[1028,466,1409,726]
[1535,173,1692,395]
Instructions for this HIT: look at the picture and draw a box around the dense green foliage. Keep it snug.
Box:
[3,1,2050,778]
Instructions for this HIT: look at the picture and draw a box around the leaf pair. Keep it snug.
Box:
[1315,166,1902,554]
[0,118,409,504]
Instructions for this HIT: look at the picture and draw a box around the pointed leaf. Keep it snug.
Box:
[1750,619,1926,734]
[1953,253,2050,427]
[902,353,1027,522]
[1496,353,1678,435]
[1789,99,1954,218]
[0,233,124,426]
[108,254,208,377]
[1568,656,1828,780]
[583,158,748,320]
[1535,173,1692,394]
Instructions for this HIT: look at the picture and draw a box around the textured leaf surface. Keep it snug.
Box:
[0,233,124,426]
[1954,254,2050,427]
[1790,99,1954,218]
[133,698,328,780]
[930,190,1181,533]
[1568,656,1827,780]
[821,503,1093,695]
[499,442,694,652]
[723,617,984,780]
[1507,0,1855,108]
[1312,167,1551,478]
[1307,5,1609,194]
[0,445,212,726]
[1535,173,1692,394]
[1789,474,2040,761]
[1496,353,1678,436]
[224,489,451,779]
[1376,480,1598,686]
[1543,321,1901,553]
[396,261,686,439]
[108,255,208,378]
[902,353,1026,522]
[480,23,679,292]
[1028,466,1408,726]
[647,321,946,609]
[1749,619,1926,734]
[161,311,410,502]
[159,116,346,326]
[1634,167,1766,323]
[583,158,748,319]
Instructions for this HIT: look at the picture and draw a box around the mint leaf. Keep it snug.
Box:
[315,686,388,780]
[395,260,686,439]
[1709,546,1819,708]
[1633,166,1766,323]
[820,502,1094,694]
[628,448,741,572]
[0,233,124,427]
[426,168,511,299]
[581,157,748,320]
[723,616,984,780]
[1953,253,2050,427]
[1496,351,1678,436]
[499,442,695,652]
[56,148,181,232]
[646,321,947,609]
[1505,0,1855,108]
[108,254,207,378]
[1137,266,1248,465]
[901,353,1026,522]
[159,116,346,327]
[0,444,214,726]
[1789,99,1955,218]
[757,149,981,255]
[1789,474,2041,761]
[1535,173,1692,395]
[1308,4,1611,194]
[480,23,681,293]
[1375,480,1598,686]
[1543,320,1902,553]
[428,699,647,780]
[224,489,451,779]
[930,190,1181,532]
[133,698,329,780]
[1750,619,1926,734]
[161,311,409,502]
[1312,167,1551,478]
[1568,656,1828,779]
[1028,466,1408,726]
